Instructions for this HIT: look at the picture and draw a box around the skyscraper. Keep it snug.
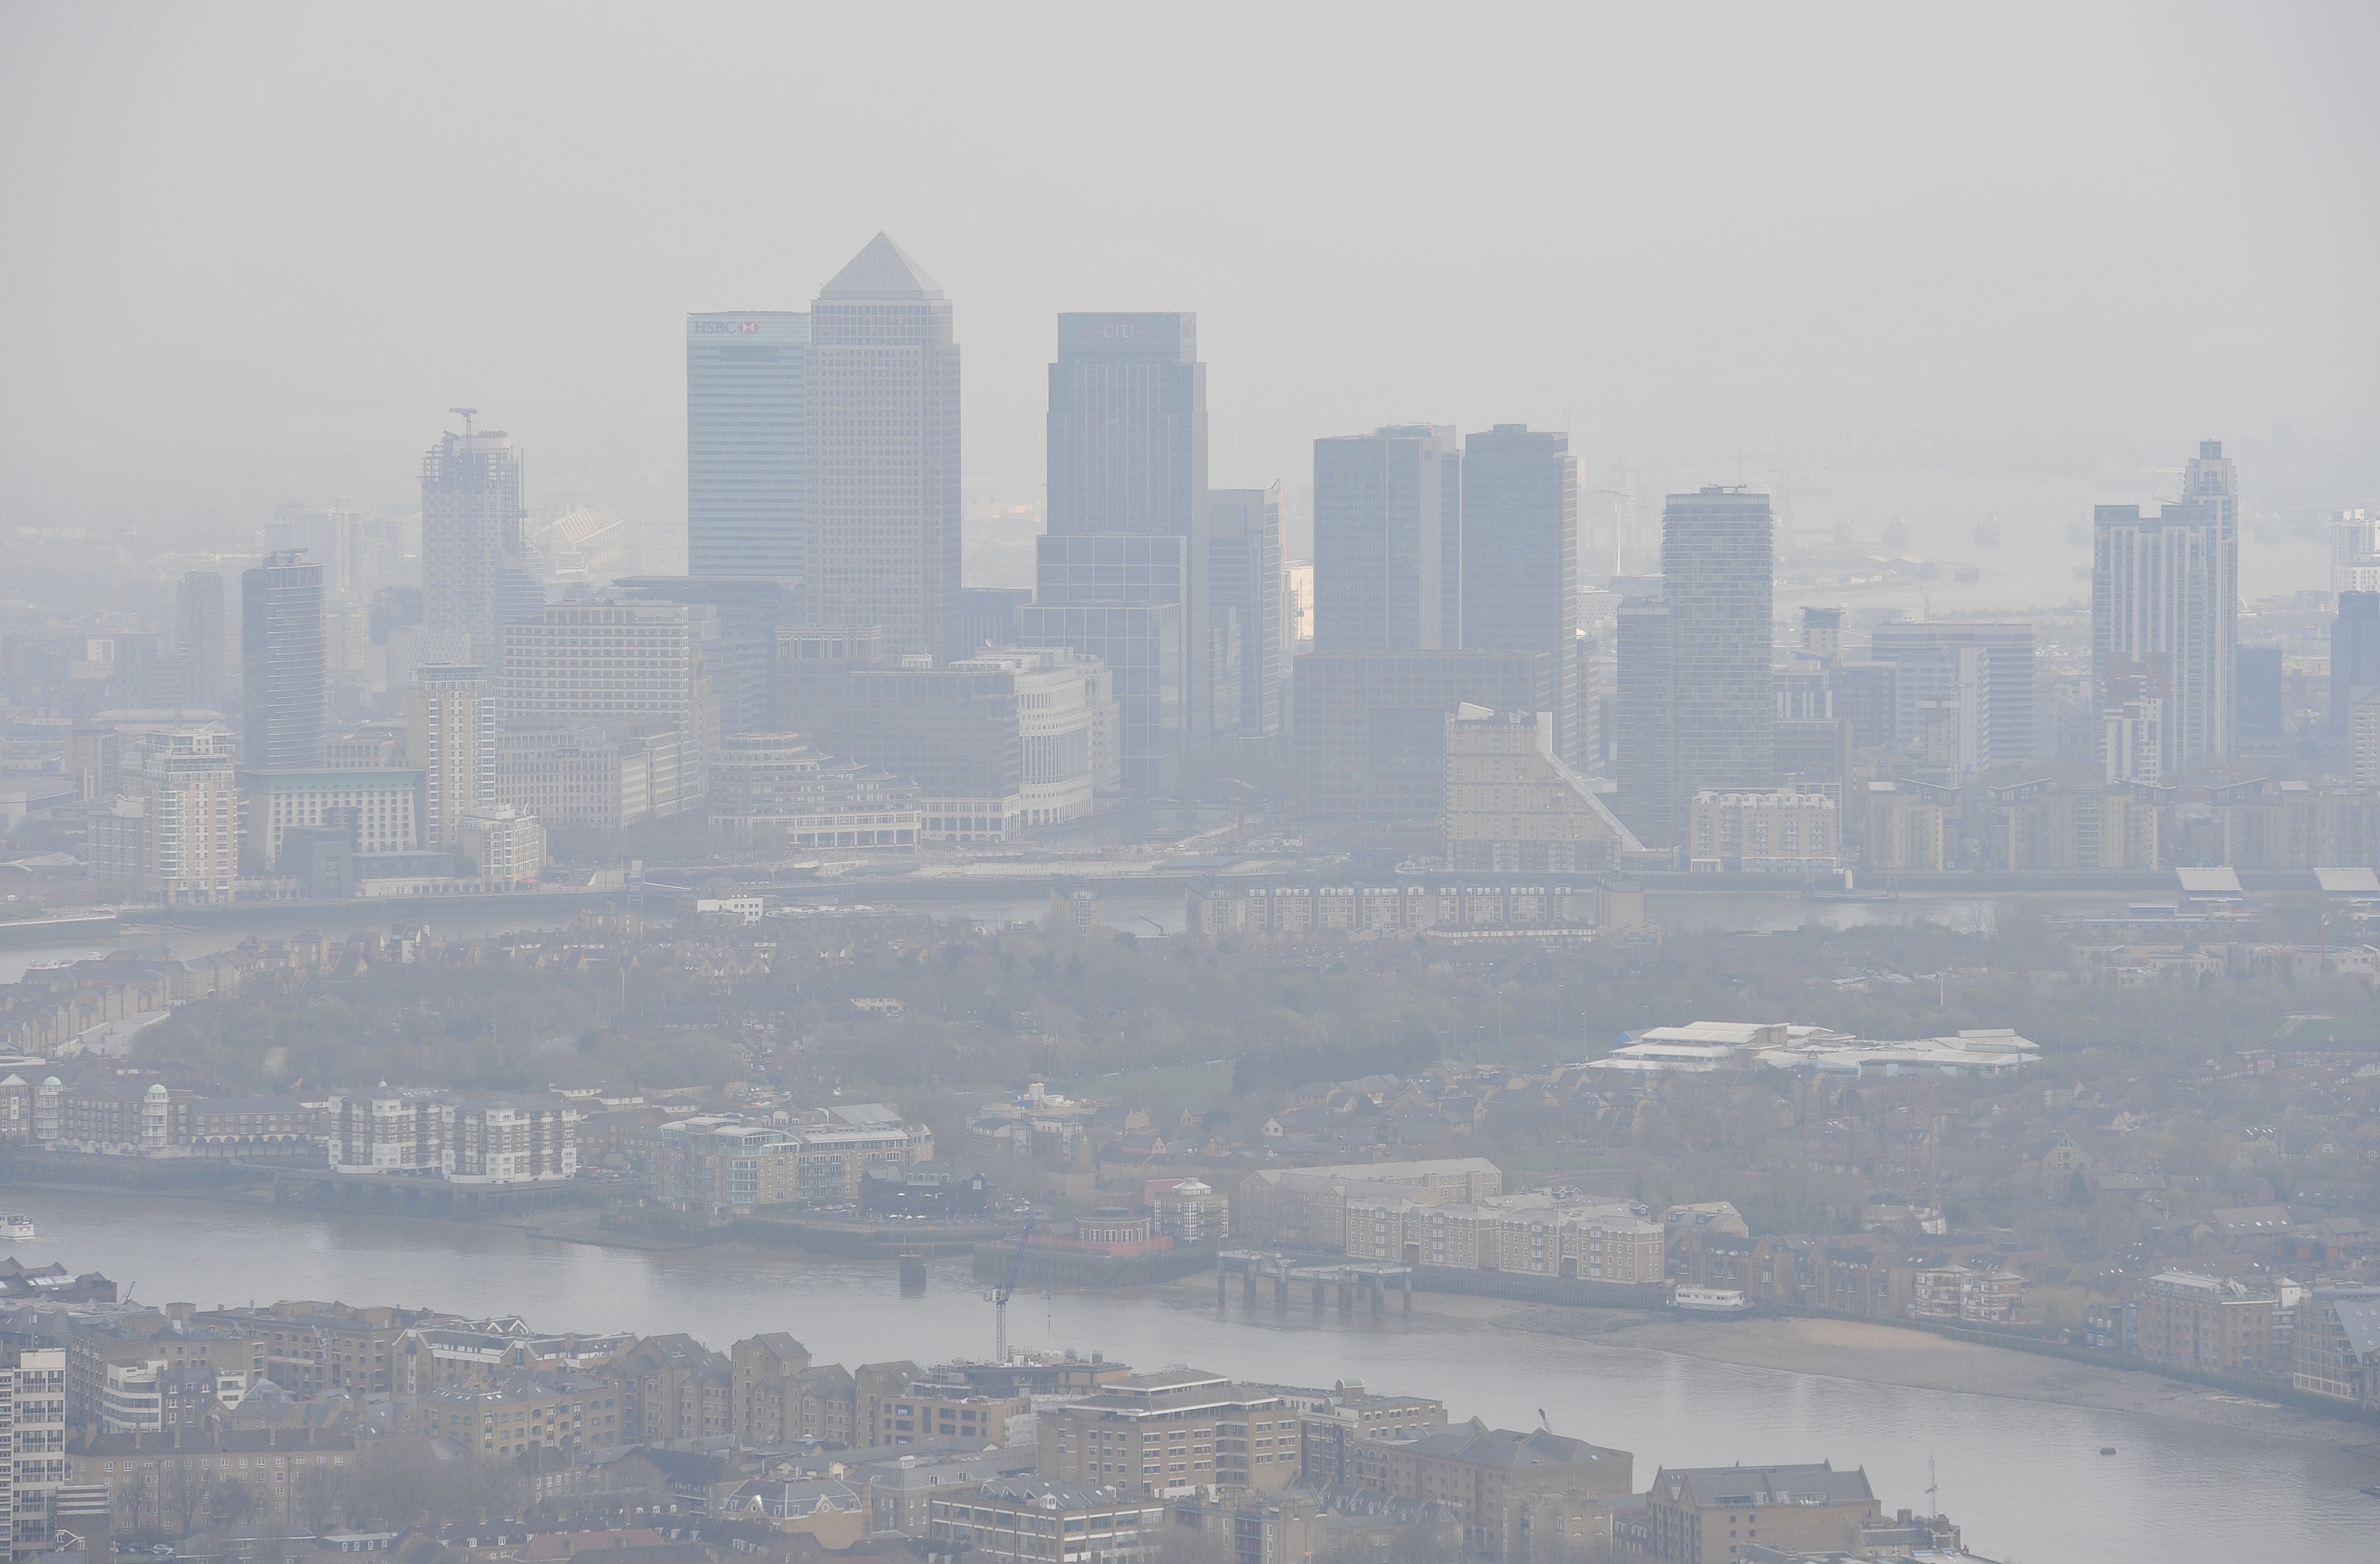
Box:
[687,310,809,583]
[240,551,326,770]
[805,234,961,661]
[1617,489,1775,846]
[406,664,494,850]
[1311,425,1457,653]
[1013,312,1207,790]
[2331,591,2380,734]
[421,413,535,668]
[1462,425,1583,765]
[175,570,226,708]
[1208,484,1287,739]
[2093,441,2238,774]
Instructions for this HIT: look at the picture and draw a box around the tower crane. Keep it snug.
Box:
[991,1215,1038,1363]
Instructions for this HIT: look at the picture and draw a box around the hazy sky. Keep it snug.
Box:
[4,1,2376,551]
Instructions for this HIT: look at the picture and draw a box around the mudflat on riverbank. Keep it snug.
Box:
[1156,1272,2380,1457]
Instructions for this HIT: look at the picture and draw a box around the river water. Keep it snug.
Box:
[4,1189,2372,1562]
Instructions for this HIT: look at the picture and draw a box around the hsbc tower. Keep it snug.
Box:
[687,310,809,586]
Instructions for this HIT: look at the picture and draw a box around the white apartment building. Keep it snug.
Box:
[955,647,1108,828]
[439,1098,578,1184]
[87,728,240,906]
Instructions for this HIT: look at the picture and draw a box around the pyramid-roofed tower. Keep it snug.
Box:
[819,232,943,299]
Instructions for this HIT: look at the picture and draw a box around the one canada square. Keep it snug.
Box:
[804,233,962,661]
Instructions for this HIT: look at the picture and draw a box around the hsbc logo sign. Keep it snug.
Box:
[690,319,766,335]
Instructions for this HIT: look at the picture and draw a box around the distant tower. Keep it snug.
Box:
[687,310,809,584]
[1619,488,1775,845]
[176,570,226,707]
[421,411,535,668]
[1311,425,1458,653]
[1016,312,1208,788]
[805,235,962,661]
[2092,439,2240,772]
[406,664,494,849]
[1463,425,1585,765]
[1207,484,1287,739]
[241,551,326,770]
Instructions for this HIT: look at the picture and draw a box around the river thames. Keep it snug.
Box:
[6,1188,2375,1562]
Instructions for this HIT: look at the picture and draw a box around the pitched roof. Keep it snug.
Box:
[819,233,943,300]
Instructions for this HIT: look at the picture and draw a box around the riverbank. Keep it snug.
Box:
[1151,1271,2380,1458]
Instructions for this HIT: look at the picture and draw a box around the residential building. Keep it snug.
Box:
[1038,1369,1296,1498]
[4,1346,67,1560]
[687,311,809,583]
[1292,650,1550,826]
[1463,424,1587,767]
[1442,706,1641,873]
[453,804,542,889]
[1313,425,1458,654]
[1208,483,1287,738]
[2093,441,2238,773]
[421,1372,611,1458]
[1862,783,1947,871]
[1025,311,1208,787]
[2236,644,2284,739]
[806,234,962,662]
[2290,1286,2380,1412]
[88,728,240,906]
[406,664,494,849]
[241,551,326,771]
[1617,488,1774,847]
[421,414,537,668]
[1357,1422,1631,1561]
[2138,1270,2277,1375]
[325,1088,443,1173]
[1686,788,1840,872]
[1234,1159,1503,1248]
[929,1478,1160,1564]
[1294,1387,1448,1486]
[440,1097,577,1183]
[63,1429,354,1538]
[1641,1462,1881,1564]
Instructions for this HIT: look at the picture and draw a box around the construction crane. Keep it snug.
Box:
[991,1215,1038,1364]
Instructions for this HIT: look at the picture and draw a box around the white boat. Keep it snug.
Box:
[0,1215,35,1242]
[1671,1285,1751,1313]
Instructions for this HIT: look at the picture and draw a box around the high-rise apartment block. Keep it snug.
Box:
[86,729,239,906]
[1312,425,1459,655]
[805,235,961,661]
[1442,706,1640,873]
[1461,425,1586,765]
[1015,312,1207,790]
[2093,440,2238,775]
[1616,489,1775,846]
[1207,484,1287,738]
[406,664,495,849]
[240,550,326,771]
[3,1346,68,1561]
[687,311,809,583]
[421,415,537,668]
[175,570,227,709]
